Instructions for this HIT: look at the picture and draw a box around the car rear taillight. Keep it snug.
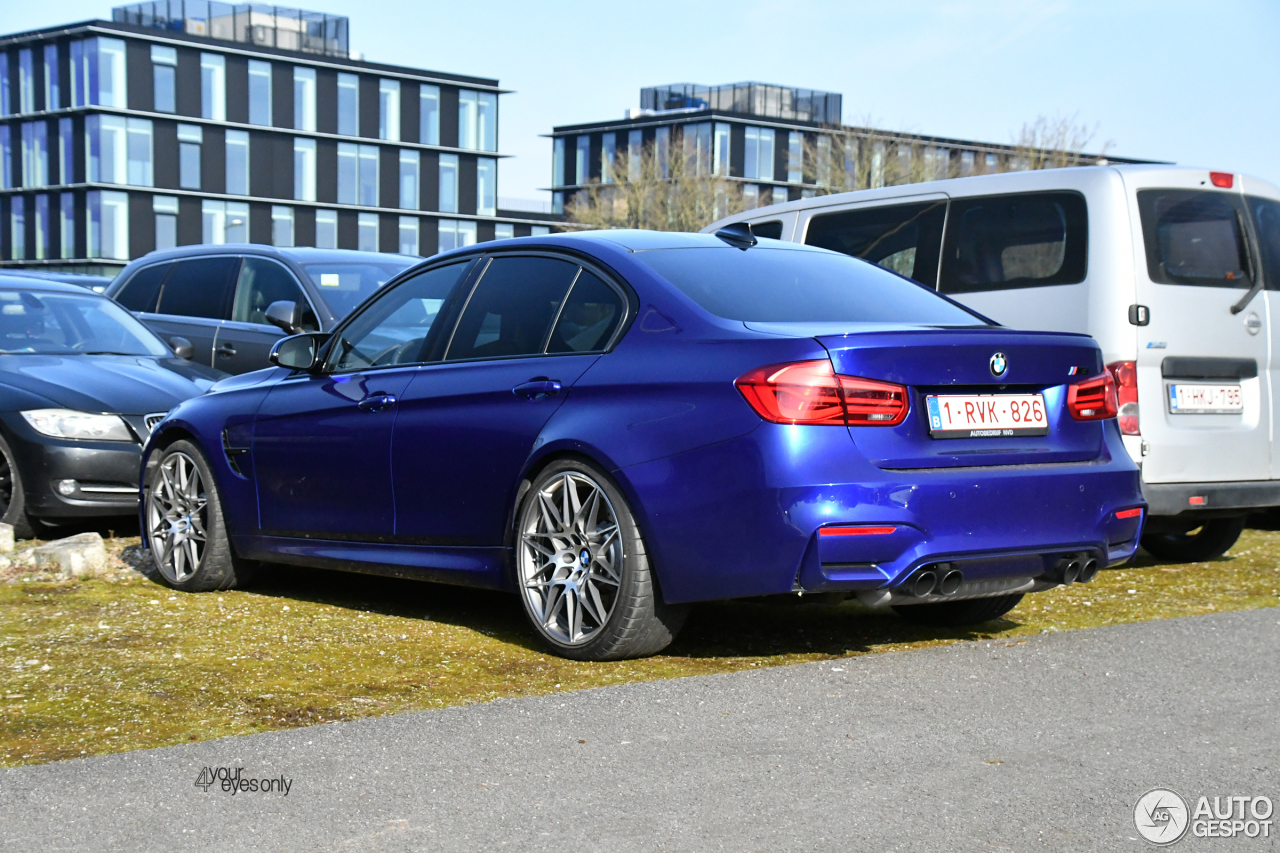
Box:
[1210,171,1234,188]
[1067,370,1118,421]
[735,359,909,426]
[1107,360,1139,435]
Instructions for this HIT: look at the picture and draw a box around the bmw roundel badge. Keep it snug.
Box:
[989,352,1009,377]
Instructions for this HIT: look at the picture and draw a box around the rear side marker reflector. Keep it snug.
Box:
[1115,508,1143,520]
[819,526,898,537]
[735,359,909,426]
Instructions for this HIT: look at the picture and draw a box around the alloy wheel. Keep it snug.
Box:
[147,451,209,584]
[519,472,623,646]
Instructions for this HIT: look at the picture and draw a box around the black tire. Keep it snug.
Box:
[1141,516,1246,563]
[892,593,1025,628]
[514,458,688,661]
[0,433,38,540]
[144,439,255,592]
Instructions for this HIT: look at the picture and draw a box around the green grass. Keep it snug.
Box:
[2,530,1278,767]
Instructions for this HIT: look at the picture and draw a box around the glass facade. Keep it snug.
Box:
[438,219,476,253]
[420,84,439,145]
[684,123,712,176]
[601,134,616,183]
[315,209,337,249]
[59,119,73,184]
[21,122,48,187]
[154,195,178,250]
[202,199,249,244]
[19,49,34,114]
[225,129,249,195]
[0,127,9,189]
[338,143,378,206]
[494,222,513,240]
[294,138,316,201]
[439,153,458,213]
[575,136,589,185]
[34,194,49,259]
[713,123,730,177]
[553,138,565,187]
[272,205,294,247]
[744,126,774,180]
[200,53,225,120]
[152,45,176,113]
[86,115,153,187]
[178,123,202,189]
[357,212,378,252]
[248,60,272,126]
[0,62,7,117]
[9,197,24,260]
[87,190,128,259]
[72,38,128,109]
[788,132,803,183]
[458,90,497,151]
[628,130,642,181]
[43,44,59,111]
[293,67,316,131]
[477,158,496,216]
[59,193,74,258]
[399,150,419,209]
[379,79,400,141]
[337,73,358,136]
[398,215,418,255]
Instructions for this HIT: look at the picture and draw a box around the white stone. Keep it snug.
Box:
[32,533,108,579]
[0,523,13,553]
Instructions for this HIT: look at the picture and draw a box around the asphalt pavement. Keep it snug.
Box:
[1,607,1277,852]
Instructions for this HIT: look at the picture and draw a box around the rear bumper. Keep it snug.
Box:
[1142,480,1280,517]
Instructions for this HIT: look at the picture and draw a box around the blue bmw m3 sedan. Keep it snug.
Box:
[140,228,1145,660]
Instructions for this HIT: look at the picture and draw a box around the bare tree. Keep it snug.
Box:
[1012,113,1113,170]
[800,117,960,197]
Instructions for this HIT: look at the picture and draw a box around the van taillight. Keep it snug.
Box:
[735,359,908,426]
[1210,171,1234,188]
[1107,360,1139,435]
[1067,370,1118,421]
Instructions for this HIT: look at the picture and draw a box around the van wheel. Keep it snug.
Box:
[1141,516,1245,563]
[892,593,1024,627]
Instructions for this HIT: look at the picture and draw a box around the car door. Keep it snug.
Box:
[391,254,628,545]
[1243,186,1280,479]
[143,256,240,367]
[217,256,321,374]
[250,259,476,540]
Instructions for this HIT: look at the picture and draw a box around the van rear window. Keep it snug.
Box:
[938,192,1088,293]
[1138,190,1252,288]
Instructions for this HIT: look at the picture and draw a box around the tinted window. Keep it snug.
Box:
[446,256,578,360]
[1138,190,1250,288]
[751,220,784,240]
[157,257,239,318]
[329,261,472,371]
[805,201,946,286]
[0,289,168,356]
[547,271,625,353]
[231,257,318,330]
[301,260,416,319]
[1249,196,1280,290]
[635,247,984,325]
[939,192,1087,293]
[114,262,171,312]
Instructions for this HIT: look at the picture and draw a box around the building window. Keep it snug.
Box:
[338,143,380,207]
[18,49,35,114]
[439,153,458,213]
[44,45,60,111]
[458,90,497,152]
[225,130,249,195]
[437,219,476,253]
[743,184,758,209]
[553,138,565,187]
[293,67,316,132]
[58,118,72,184]
[34,195,49,259]
[71,38,127,109]
[531,225,550,237]
[924,146,949,180]
[656,126,671,178]
[337,72,358,136]
[984,153,998,173]
[772,186,788,205]
[788,132,803,183]
[59,192,74,258]
[358,145,379,206]
[248,60,272,126]
[294,138,316,201]
[399,150,419,209]
[202,199,249,244]
[154,195,178,250]
[684,123,711,176]
[87,189,128,259]
[960,150,975,177]
[200,53,225,121]
[713,123,730,177]
[87,115,153,187]
[628,130,642,181]
[379,79,400,141]
[477,158,496,216]
[357,212,378,252]
[601,134,616,184]
[10,197,25,260]
[419,84,439,145]
[0,127,9,190]
[552,191,563,215]
[0,62,8,117]
[21,122,48,187]
[272,205,294,247]
[494,222,513,240]
[127,119,153,187]
[316,209,337,248]
[398,215,418,255]
[151,45,176,113]
[178,124,202,190]
[575,135,589,185]
[744,127,775,181]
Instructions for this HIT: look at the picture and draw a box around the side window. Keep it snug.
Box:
[751,220,784,240]
[1249,196,1280,290]
[445,256,578,361]
[231,257,318,331]
[114,262,171,312]
[329,261,472,371]
[804,201,946,286]
[1138,189,1250,289]
[547,270,625,353]
[939,192,1088,294]
[156,256,239,319]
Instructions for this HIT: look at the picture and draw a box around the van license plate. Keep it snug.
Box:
[1167,383,1242,414]
[925,394,1049,439]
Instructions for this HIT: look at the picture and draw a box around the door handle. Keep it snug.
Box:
[357,394,398,413]
[513,379,562,400]
[216,342,237,357]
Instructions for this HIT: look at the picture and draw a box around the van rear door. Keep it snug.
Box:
[1126,172,1270,486]
[1240,179,1280,479]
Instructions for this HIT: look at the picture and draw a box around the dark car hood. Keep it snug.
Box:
[0,354,223,414]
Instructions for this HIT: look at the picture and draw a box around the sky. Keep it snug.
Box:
[8,0,1279,205]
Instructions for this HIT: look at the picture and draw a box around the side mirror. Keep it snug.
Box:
[264,300,302,335]
[269,333,328,371]
[168,336,194,360]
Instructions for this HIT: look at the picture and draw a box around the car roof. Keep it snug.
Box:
[505,229,821,253]
[125,244,420,266]
[0,273,103,295]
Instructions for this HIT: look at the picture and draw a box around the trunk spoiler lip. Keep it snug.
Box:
[741,320,1097,342]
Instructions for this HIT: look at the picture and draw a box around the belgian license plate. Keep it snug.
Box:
[925,394,1049,439]
[1167,383,1242,414]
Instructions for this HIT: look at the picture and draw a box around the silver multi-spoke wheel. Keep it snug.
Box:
[519,471,623,646]
[147,451,209,584]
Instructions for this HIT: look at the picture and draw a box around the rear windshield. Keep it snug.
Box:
[301,260,417,318]
[634,247,985,325]
[1137,190,1252,288]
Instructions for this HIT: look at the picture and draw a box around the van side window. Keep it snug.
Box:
[1139,190,1250,288]
[1248,197,1280,290]
[114,263,172,312]
[939,192,1087,294]
[804,201,946,287]
[751,220,784,240]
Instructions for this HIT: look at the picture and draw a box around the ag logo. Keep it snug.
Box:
[989,352,1009,378]
[1134,788,1190,845]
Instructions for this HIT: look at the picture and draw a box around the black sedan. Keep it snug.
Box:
[0,275,223,537]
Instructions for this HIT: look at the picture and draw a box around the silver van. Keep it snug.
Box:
[706,165,1280,561]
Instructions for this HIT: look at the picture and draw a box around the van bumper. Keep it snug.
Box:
[1143,480,1280,517]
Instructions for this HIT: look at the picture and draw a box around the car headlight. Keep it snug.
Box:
[20,409,134,442]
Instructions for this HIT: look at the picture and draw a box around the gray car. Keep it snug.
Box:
[105,246,419,375]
